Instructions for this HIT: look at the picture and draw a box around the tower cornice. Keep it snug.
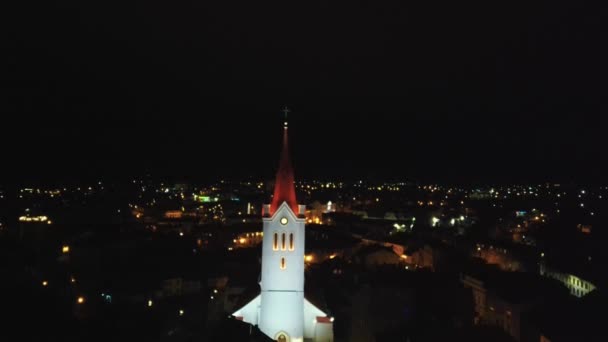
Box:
[263,201,306,222]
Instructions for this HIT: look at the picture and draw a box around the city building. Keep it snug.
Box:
[540,262,597,298]
[232,118,334,342]
[461,268,567,342]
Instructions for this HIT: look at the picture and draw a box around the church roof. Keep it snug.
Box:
[270,122,298,216]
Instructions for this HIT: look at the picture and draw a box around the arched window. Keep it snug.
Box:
[273,233,278,251]
[289,233,294,251]
[281,233,286,251]
[280,257,286,270]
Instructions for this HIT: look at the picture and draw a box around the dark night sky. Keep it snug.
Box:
[1,1,607,184]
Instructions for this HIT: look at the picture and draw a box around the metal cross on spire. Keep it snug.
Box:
[282,106,290,128]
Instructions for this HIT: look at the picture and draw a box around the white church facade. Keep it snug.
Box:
[232,119,334,342]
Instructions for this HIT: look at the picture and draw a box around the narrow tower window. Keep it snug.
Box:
[280,257,286,270]
[281,233,286,250]
[273,233,278,251]
[289,233,294,251]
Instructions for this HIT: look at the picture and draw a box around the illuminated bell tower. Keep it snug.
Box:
[258,117,306,342]
[233,111,333,342]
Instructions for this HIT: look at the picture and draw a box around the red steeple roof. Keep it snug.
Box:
[270,123,298,216]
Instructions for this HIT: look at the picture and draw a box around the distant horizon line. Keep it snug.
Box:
[1,175,605,188]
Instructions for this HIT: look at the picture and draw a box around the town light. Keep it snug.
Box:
[62,246,70,254]
[77,296,85,304]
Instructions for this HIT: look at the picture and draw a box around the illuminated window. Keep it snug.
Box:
[280,257,286,270]
[281,233,286,250]
[273,233,278,251]
[289,233,294,251]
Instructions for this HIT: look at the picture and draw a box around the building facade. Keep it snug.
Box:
[232,119,334,342]
[540,263,596,298]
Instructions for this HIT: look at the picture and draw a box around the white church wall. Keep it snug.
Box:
[314,323,334,342]
[261,203,306,292]
[259,291,305,341]
[303,298,330,339]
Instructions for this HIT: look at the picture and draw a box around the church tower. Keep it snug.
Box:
[233,113,334,342]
